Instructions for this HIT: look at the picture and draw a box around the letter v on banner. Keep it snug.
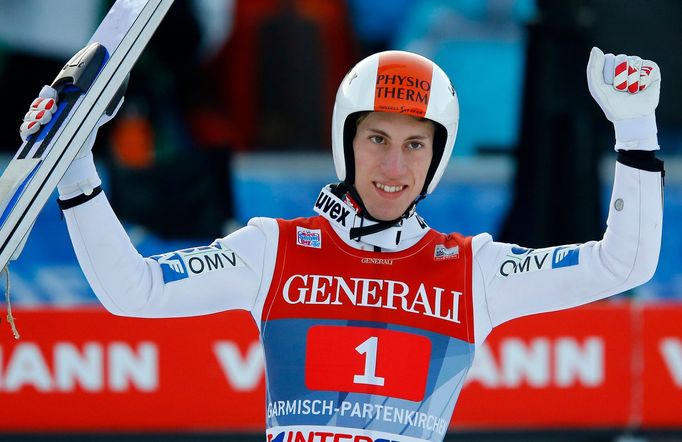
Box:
[0,0,174,272]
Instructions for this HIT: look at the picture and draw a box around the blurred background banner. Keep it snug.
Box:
[0,305,680,431]
[0,0,681,440]
[0,309,265,432]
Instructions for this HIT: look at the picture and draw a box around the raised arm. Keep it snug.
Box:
[21,86,268,318]
[473,47,663,332]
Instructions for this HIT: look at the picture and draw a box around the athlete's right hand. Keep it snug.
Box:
[20,85,59,142]
[20,84,125,199]
[19,85,124,159]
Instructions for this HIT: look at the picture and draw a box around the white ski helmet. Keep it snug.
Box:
[332,50,459,195]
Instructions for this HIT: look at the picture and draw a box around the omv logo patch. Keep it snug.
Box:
[500,244,581,277]
[151,244,243,283]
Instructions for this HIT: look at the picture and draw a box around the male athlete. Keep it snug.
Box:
[21,47,662,441]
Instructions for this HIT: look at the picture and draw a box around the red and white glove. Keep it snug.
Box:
[20,85,122,159]
[20,85,123,198]
[20,85,59,142]
[587,47,661,151]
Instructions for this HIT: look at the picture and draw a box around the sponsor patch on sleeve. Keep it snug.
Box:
[150,243,243,283]
[499,244,581,277]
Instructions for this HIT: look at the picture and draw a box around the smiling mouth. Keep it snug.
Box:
[374,182,406,193]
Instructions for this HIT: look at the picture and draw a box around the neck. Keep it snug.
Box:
[313,184,429,251]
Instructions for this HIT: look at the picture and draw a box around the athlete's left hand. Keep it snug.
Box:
[586,47,661,151]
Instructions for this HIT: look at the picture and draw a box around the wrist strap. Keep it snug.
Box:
[616,150,665,173]
[57,185,102,210]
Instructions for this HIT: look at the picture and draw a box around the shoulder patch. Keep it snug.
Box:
[296,226,321,249]
[434,244,459,260]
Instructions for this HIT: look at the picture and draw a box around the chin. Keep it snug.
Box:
[370,206,407,222]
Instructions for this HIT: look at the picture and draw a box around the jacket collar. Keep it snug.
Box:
[313,184,429,250]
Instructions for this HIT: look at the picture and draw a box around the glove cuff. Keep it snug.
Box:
[57,153,102,199]
[613,114,659,151]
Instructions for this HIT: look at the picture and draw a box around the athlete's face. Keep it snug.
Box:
[353,112,434,221]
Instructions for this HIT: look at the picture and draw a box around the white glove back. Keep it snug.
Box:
[587,47,661,151]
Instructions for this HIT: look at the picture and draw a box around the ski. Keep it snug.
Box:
[0,0,174,270]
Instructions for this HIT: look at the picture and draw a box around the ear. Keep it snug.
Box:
[343,113,361,185]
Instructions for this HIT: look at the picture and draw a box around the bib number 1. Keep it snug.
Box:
[354,337,385,386]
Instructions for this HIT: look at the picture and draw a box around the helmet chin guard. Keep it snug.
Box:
[332,51,459,196]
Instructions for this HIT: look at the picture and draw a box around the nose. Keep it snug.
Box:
[380,145,406,178]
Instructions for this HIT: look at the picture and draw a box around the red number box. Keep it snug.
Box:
[305,325,431,402]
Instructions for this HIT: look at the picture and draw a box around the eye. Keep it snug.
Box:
[406,141,424,150]
[369,135,385,144]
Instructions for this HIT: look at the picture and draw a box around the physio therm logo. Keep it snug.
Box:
[151,244,243,283]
